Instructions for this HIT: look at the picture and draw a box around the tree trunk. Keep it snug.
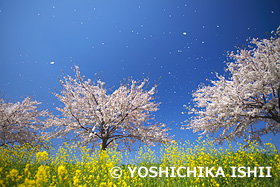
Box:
[101,138,107,151]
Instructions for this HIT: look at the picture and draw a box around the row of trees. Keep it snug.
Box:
[1,26,280,150]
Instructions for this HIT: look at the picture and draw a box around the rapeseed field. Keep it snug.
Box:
[0,138,279,187]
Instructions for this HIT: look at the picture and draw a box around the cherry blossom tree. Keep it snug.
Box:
[44,66,171,151]
[186,26,280,144]
[0,96,47,146]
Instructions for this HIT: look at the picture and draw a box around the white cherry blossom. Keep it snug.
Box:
[44,66,171,150]
[0,96,47,146]
[186,26,280,144]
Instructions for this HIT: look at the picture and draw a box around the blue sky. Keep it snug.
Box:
[1,0,280,151]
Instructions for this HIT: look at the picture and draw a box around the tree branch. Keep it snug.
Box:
[278,86,280,112]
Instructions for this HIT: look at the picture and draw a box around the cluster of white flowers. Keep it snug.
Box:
[0,97,48,146]
[187,26,280,144]
[44,66,171,150]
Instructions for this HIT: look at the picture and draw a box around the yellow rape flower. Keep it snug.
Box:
[35,165,49,185]
[36,151,49,162]
[7,169,22,182]
[18,178,36,187]
[58,165,68,182]
[0,180,5,187]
